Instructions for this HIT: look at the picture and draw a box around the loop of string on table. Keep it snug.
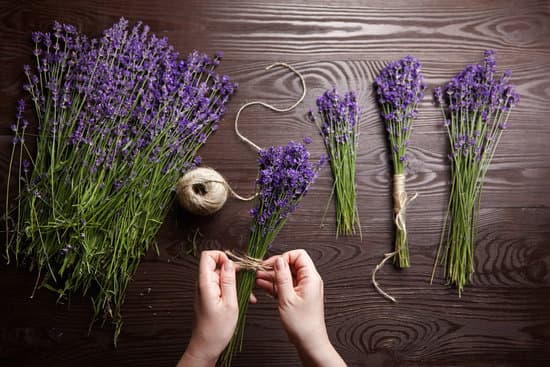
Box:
[234,62,307,152]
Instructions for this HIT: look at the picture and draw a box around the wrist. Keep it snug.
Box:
[294,335,345,367]
[289,325,330,355]
[178,337,219,367]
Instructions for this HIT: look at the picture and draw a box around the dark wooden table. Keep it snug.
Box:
[1,1,549,366]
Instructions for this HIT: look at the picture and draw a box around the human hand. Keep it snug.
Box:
[178,250,239,367]
[255,249,346,367]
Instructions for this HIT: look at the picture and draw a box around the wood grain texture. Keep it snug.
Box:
[1,0,550,366]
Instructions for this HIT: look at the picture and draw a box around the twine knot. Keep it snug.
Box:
[392,173,418,236]
[371,174,418,303]
[225,250,273,272]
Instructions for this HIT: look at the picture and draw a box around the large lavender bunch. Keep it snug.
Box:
[4,19,236,342]
[312,88,361,237]
[220,140,321,366]
[374,56,426,268]
[432,50,519,294]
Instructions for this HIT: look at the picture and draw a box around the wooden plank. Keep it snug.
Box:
[0,0,549,366]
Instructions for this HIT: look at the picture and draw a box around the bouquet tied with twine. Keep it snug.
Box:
[372,56,425,302]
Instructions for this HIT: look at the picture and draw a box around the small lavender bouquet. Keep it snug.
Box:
[4,19,235,342]
[219,140,321,366]
[312,88,361,237]
[432,50,519,294]
[374,56,426,268]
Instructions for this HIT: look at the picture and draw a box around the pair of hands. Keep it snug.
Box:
[178,249,345,367]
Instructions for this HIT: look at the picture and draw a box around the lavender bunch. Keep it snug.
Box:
[220,139,322,366]
[4,19,236,342]
[311,88,361,237]
[374,56,426,268]
[432,50,519,294]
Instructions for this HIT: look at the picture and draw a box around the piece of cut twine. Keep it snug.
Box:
[225,250,273,272]
[371,174,418,303]
[234,62,307,152]
[371,251,398,303]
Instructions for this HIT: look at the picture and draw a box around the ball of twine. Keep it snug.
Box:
[176,167,255,216]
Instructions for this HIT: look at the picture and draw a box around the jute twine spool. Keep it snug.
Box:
[176,167,255,216]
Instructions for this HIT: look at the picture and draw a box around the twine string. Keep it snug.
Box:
[225,250,273,272]
[234,62,307,152]
[371,251,398,303]
[180,179,256,201]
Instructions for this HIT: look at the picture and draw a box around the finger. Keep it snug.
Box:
[256,269,275,281]
[274,256,295,305]
[262,256,279,267]
[198,251,224,300]
[285,249,316,272]
[249,292,257,304]
[220,259,238,306]
[256,278,276,297]
[284,249,319,283]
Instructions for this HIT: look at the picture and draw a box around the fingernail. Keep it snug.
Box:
[276,257,284,270]
[225,260,234,272]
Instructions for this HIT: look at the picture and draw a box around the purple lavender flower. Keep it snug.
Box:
[22,159,31,175]
[252,141,320,234]
[316,88,359,145]
[435,50,519,162]
[374,56,426,119]
[24,18,238,177]
[374,55,425,174]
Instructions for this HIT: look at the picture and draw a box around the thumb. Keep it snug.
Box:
[221,259,237,306]
[274,256,295,306]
